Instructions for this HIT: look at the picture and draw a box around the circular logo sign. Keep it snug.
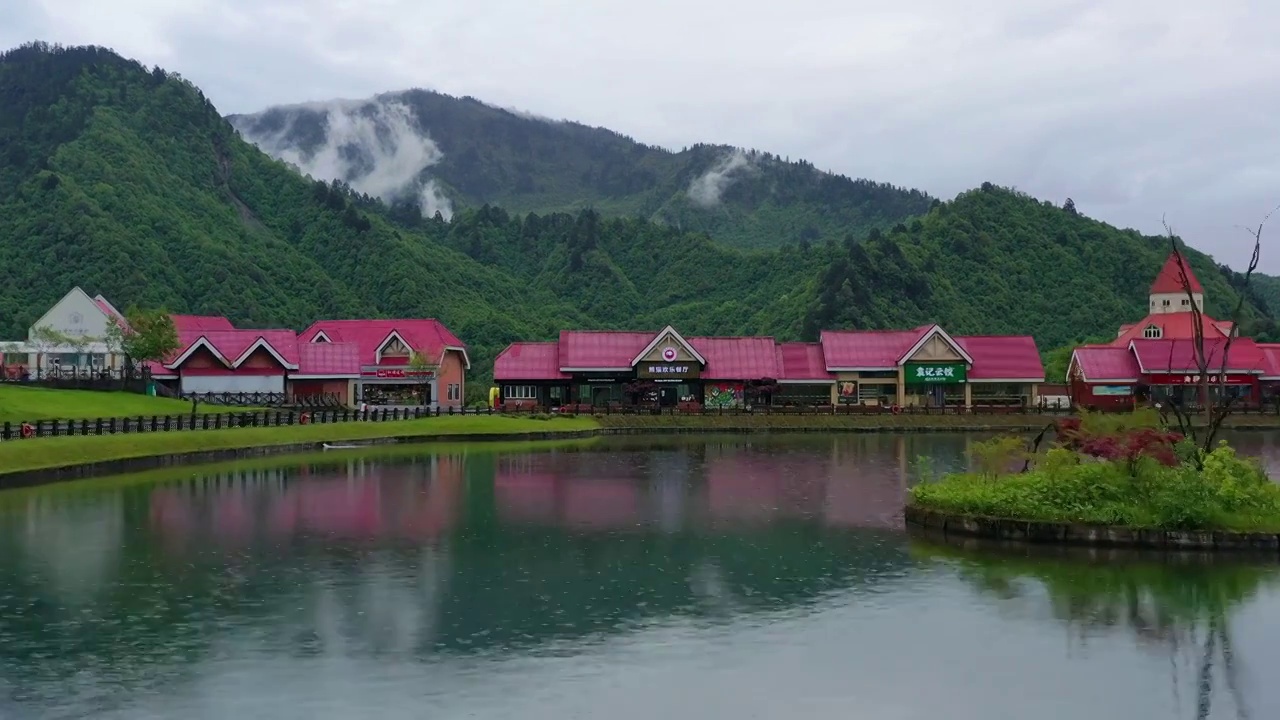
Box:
[661,347,678,362]
[69,312,83,325]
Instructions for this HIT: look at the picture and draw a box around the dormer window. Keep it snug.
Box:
[1143,324,1163,339]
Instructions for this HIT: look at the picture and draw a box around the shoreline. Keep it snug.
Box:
[4,413,1280,489]
[904,505,1280,553]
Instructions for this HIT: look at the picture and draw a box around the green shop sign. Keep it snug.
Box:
[905,362,966,383]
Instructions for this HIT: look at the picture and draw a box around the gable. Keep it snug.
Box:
[898,326,972,365]
[238,346,289,370]
[28,288,113,341]
[176,343,226,370]
[630,326,707,367]
[376,331,413,362]
[904,334,964,363]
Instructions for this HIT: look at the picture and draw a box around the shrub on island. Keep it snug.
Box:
[909,410,1280,532]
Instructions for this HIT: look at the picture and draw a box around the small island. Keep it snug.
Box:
[906,409,1280,551]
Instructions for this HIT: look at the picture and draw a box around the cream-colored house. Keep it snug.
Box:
[0,287,129,373]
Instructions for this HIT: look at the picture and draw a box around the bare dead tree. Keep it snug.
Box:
[1160,208,1273,460]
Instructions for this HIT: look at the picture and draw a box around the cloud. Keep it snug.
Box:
[9,0,1280,268]
[687,149,756,207]
[232,98,454,220]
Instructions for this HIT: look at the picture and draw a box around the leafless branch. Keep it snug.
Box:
[1162,208,1270,458]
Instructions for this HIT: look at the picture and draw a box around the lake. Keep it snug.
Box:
[3,432,1280,719]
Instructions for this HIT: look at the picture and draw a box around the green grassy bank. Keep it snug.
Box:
[0,415,599,475]
[0,385,245,423]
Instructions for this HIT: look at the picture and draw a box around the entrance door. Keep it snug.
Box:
[930,385,946,407]
[658,386,678,407]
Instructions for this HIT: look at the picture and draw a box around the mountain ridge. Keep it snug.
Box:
[1,41,1276,394]
[226,88,936,250]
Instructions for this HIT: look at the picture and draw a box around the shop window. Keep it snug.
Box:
[858,384,888,402]
[504,385,538,400]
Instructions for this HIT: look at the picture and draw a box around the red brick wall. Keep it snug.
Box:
[437,350,467,408]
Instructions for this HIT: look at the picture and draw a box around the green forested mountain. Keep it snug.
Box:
[803,185,1279,351]
[1,42,1274,389]
[227,90,934,250]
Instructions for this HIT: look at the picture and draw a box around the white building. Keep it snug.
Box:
[0,287,129,373]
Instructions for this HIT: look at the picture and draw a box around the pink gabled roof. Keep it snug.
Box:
[1129,337,1265,374]
[777,342,833,382]
[171,314,236,333]
[819,326,930,369]
[299,319,468,367]
[954,336,1044,381]
[495,342,568,381]
[1151,252,1204,294]
[1113,312,1232,346]
[689,337,780,380]
[558,331,654,370]
[297,342,361,376]
[1071,346,1141,382]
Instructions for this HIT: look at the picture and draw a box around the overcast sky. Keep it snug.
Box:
[7,0,1280,270]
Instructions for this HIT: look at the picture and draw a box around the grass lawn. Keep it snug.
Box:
[0,385,231,423]
[0,415,600,474]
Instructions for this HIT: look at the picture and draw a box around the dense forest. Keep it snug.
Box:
[1,42,1275,388]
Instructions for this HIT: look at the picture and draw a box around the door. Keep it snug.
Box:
[659,386,678,407]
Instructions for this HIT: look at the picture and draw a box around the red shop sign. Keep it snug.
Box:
[361,368,434,378]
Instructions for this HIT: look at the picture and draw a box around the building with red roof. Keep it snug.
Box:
[493,324,1044,410]
[298,319,469,409]
[1069,252,1263,409]
[145,316,467,408]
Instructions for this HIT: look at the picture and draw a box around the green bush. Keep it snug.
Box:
[910,443,1280,531]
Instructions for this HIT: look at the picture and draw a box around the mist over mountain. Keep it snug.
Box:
[228,90,935,249]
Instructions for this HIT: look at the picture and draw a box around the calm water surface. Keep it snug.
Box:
[4,432,1280,719]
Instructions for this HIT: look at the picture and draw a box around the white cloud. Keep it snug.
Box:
[11,0,1280,268]
[232,99,453,220]
[687,150,756,207]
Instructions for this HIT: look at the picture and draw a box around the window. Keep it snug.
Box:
[503,385,538,400]
[1142,324,1162,339]
[91,354,105,366]
[447,383,460,401]
[1181,298,1189,306]
[1161,299,1170,307]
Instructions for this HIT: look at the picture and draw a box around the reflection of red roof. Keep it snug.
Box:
[1150,252,1204,294]
[299,319,468,367]
[494,342,568,380]
[955,336,1044,380]
[819,327,929,369]
[558,331,653,369]
[690,337,780,379]
[1130,338,1266,374]
[1113,312,1232,346]
[777,342,832,382]
[1071,346,1140,381]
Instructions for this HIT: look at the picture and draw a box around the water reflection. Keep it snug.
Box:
[0,433,1278,719]
[914,535,1279,720]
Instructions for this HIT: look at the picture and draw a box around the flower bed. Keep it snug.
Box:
[908,410,1280,534]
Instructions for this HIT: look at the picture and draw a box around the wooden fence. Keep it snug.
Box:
[1,367,151,392]
[180,392,344,408]
[6,400,1280,442]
